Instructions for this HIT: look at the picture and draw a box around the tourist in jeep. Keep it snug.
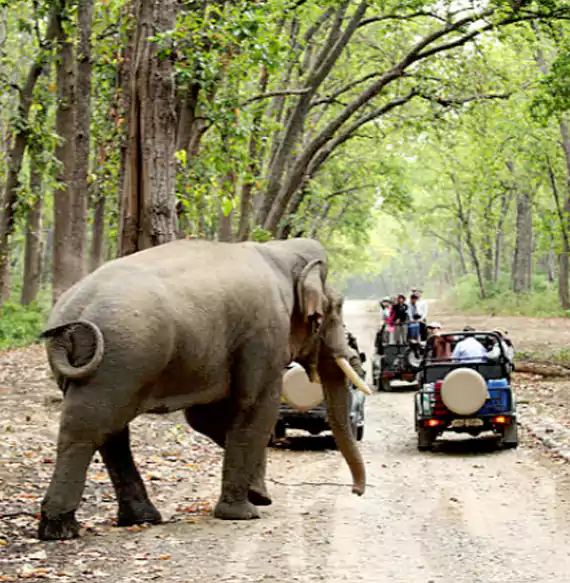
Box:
[389,294,409,344]
[426,322,452,360]
[451,326,486,363]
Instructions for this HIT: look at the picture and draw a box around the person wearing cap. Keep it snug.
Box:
[451,326,486,363]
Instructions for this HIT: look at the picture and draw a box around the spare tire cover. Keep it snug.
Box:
[441,368,488,415]
[282,363,324,411]
[405,348,422,370]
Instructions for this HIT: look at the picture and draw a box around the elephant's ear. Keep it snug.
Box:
[296,260,327,327]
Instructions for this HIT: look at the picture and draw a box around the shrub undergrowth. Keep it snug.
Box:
[0,281,50,351]
[447,274,570,318]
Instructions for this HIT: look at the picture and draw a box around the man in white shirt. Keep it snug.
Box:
[452,327,487,363]
[413,289,428,340]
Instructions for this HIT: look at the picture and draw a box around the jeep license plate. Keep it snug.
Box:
[451,418,484,428]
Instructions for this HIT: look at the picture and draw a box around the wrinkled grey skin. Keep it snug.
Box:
[38,238,366,540]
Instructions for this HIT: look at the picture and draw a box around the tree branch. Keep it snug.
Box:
[359,11,445,27]
[311,72,381,108]
[307,90,419,179]
[418,91,512,107]
[325,184,376,200]
[239,88,311,106]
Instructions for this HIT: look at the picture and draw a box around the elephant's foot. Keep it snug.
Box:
[214,499,261,520]
[117,499,162,527]
[248,487,272,506]
[38,511,80,541]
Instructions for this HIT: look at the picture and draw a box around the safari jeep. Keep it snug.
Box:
[372,322,424,391]
[414,331,517,451]
[273,351,367,443]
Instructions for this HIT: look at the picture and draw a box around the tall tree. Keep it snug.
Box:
[69,0,94,284]
[118,0,178,255]
[51,1,76,304]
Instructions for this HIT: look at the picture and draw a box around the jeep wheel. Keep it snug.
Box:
[356,425,364,441]
[379,377,392,392]
[501,422,518,449]
[417,428,435,451]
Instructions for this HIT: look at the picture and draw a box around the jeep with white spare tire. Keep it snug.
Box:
[272,333,367,443]
[414,331,517,451]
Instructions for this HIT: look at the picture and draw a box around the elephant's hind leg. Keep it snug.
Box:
[39,394,100,540]
[184,401,272,506]
[99,426,162,527]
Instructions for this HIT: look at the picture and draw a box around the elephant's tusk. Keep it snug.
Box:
[335,357,373,396]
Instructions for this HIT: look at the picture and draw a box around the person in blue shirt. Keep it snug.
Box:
[452,326,487,363]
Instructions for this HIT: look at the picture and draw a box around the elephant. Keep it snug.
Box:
[37,237,369,541]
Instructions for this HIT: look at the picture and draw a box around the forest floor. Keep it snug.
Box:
[2,301,570,581]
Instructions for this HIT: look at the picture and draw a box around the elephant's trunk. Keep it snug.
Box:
[320,358,366,496]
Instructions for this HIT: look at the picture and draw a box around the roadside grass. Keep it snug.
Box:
[447,274,570,318]
[516,347,570,366]
[0,285,50,350]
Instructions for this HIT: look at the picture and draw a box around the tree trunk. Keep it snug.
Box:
[118,0,178,256]
[117,3,135,227]
[0,8,60,306]
[69,0,94,285]
[558,120,570,309]
[483,198,494,283]
[237,68,268,242]
[52,11,76,305]
[89,186,106,272]
[464,226,487,299]
[21,156,44,305]
[512,191,533,293]
[547,248,556,284]
[494,191,512,283]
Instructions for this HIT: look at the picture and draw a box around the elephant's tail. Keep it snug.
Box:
[40,319,105,380]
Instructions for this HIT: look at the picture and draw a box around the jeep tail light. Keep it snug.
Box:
[493,416,509,424]
[435,381,443,391]
[426,419,441,427]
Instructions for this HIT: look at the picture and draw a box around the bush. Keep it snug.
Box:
[447,273,569,318]
[0,301,47,350]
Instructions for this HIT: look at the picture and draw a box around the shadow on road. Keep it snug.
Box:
[428,434,506,457]
[270,433,338,452]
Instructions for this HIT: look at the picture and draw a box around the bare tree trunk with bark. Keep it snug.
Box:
[52,9,76,305]
[558,121,570,309]
[21,155,44,305]
[512,191,533,293]
[483,198,494,283]
[494,191,512,283]
[89,185,106,272]
[68,0,94,285]
[454,189,486,299]
[119,0,178,256]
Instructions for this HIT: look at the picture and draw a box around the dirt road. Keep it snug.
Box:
[3,301,570,581]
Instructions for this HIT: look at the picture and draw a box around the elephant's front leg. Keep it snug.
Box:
[214,380,280,520]
[184,401,272,506]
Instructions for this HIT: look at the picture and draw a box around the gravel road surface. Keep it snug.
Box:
[3,301,570,582]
